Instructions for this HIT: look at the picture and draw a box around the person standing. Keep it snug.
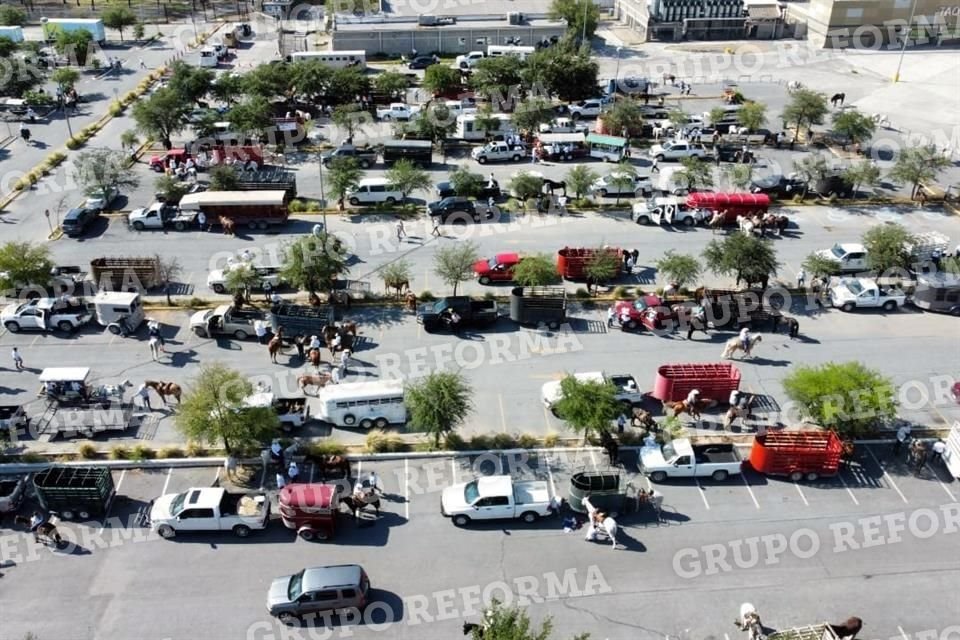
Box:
[616,413,627,434]
[367,471,381,494]
[136,383,152,410]
[396,219,406,241]
[651,157,659,174]
[932,439,946,464]
[197,211,207,231]
[893,424,911,456]
[796,268,806,289]
[11,347,23,371]
[149,336,161,361]
[276,472,287,490]
[294,334,306,360]
[431,215,441,237]
[607,306,615,328]
[287,461,300,483]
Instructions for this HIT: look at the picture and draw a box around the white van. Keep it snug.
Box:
[347,178,404,206]
[315,380,407,428]
[198,47,218,68]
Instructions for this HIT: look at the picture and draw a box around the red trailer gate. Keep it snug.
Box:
[651,363,741,403]
[749,430,843,481]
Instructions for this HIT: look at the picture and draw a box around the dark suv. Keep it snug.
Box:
[427,197,479,223]
[61,207,99,238]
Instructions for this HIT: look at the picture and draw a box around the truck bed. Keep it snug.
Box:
[220,491,267,517]
[513,481,550,505]
[694,444,740,463]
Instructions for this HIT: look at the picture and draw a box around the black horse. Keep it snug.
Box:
[14,515,63,546]
[341,491,381,518]
[542,179,567,196]
[599,430,620,466]
[463,622,485,637]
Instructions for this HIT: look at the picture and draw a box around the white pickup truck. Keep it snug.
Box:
[242,391,309,431]
[376,102,420,121]
[816,243,868,273]
[149,487,270,538]
[829,277,906,312]
[1,297,92,333]
[441,475,555,526]
[640,438,744,482]
[455,50,485,69]
[472,141,527,164]
[541,371,644,411]
[649,140,708,162]
[567,99,606,119]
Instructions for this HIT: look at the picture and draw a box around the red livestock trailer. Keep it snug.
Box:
[556,247,624,280]
[685,192,770,224]
[651,363,741,403]
[749,430,844,481]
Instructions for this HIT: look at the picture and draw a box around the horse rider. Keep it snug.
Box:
[309,335,322,351]
[148,320,165,352]
[686,388,701,407]
[29,510,50,542]
[739,326,751,352]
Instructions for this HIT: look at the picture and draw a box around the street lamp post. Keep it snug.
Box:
[317,149,327,233]
[614,46,623,82]
[581,0,589,43]
[893,0,919,82]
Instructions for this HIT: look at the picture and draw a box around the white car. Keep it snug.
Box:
[649,140,708,161]
[816,243,868,273]
[567,99,605,119]
[84,186,120,213]
[455,51,485,69]
[538,118,589,134]
[376,103,420,121]
[590,172,653,198]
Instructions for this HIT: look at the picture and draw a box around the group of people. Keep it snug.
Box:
[621,249,640,275]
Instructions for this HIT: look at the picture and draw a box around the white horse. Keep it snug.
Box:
[735,603,765,640]
[721,334,763,359]
[737,215,756,235]
[583,497,618,549]
[871,113,890,128]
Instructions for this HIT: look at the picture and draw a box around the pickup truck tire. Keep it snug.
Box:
[386,197,397,204]
[520,511,539,524]
[212,283,226,293]
[882,300,897,311]
[840,302,855,312]
[477,156,488,164]
[278,613,298,626]
[4,321,20,333]
[711,470,729,481]
[359,159,371,168]
[359,418,374,429]
[635,214,651,225]
[452,514,471,526]
[57,320,75,332]
[511,154,521,162]
[650,471,668,483]
[232,524,252,538]
[349,197,361,206]
[233,330,249,340]
[157,524,175,538]
[132,221,145,231]
[381,114,392,121]
[343,413,357,426]
[655,154,665,162]
[174,221,188,231]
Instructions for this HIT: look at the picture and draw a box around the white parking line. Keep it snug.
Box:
[98,470,126,534]
[694,478,711,510]
[867,448,909,504]
[741,474,760,509]
[793,481,810,506]
[837,474,860,505]
[356,460,362,478]
[451,457,458,484]
[404,458,410,520]
[589,448,598,472]
[926,464,957,501]
[161,467,172,496]
[498,394,507,433]
[898,626,910,640]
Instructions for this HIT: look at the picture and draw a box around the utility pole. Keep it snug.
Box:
[893,0,919,82]
[581,0,588,43]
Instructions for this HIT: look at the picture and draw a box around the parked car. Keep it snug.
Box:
[816,243,868,273]
[612,295,671,331]
[435,176,501,200]
[590,172,653,198]
[567,99,606,119]
[267,565,370,625]
[427,197,479,223]
[407,55,438,69]
[440,476,556,526]
[815,172,855,198]
[474,253,521,284]
[640,438,744,482]
[750,174,806,198]
[649,140,708,162]
[84,186,120,213]
[61,206,99,237]
[829,277,906,312]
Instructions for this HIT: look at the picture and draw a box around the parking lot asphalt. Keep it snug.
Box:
[2,443,959,639]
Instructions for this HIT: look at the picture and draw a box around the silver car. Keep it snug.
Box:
[267,565,370,624]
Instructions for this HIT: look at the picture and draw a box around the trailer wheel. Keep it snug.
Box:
[789,471,804,482]
[547,320,561,330]
[682,215,695,226]
[711,469,729,481]
[298,528,316,541]
[360,159,371,168]
[479,276,491,285]
[349,197,360,206]
[233,524,251,538]
[107,324,122,335]
[374,417,389,429]
[805,472,819,482]
[247,220,258,230]
[60,509,75,520]
[650,471,667,483]
[359,418,374,429]
[157,525,175,538]
[343,414,357,426]
[212,283,226,293]
[258,221,269,230]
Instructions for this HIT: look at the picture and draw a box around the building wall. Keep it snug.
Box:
[614,0,650,39]
[788,0,959,48]
[331,25,568,55]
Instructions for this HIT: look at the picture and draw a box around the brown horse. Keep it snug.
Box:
[298,372,331,394]
[405,291,418,312]
[632,408,658,432]
[669,398,712,421]
[829,617,863,639]
[219,216,236,236]
[14,515,63,545]
[145,380,182,404]
[308,348,322,368]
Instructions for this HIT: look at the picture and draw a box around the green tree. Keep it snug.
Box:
[289,60,333,101]
[470,601,589,640]
[71,149,140,203]
[209,165,240,191]
[843,159,881,196]
[601,100,643,138]
[224,263,260,303]
[888,143,952,198]
[708,107,728,130]
[51,68,80,93]
[422,64,461,97]
[510,172,544,203]
[548,0,599,41]
[332,104,372,142]
[241,62,290,98]
[722,163,753,190]
[831,109,876,149]
[227,95,274,139]
[0,6,27,25]
[405,372,473,448]
[386,159,432,201]
[281,234,351,295]
[433,241,481,296]
[327,157,363,209]
[0,36,17,59]
[373,71,409,98]
[782,88,829,141]
[655,250,701,289]
[155,254,183,306]
[523,45,598,102]
[552,375,621,442]
[511,254,561,287]
[154,175,190,203]
[132,22,145,40]
[782,362,896,437]
[674,157,714,192]
[473,105,502,141]
[132,87,189,149]
[0,242,53,292]
[607,162,637,205]
[451,167,485,198]
[167,60,214,106]
[211,71,246,106]
[801,252,841,279]
[380,259,413,298]
[53,28,94,66]
[583,249,621,293]
[565,164,599,200]
[471,56,523,106]
[862,223,915,273]
[327,67,370,105]
[511,97,555,133]
[792,153,830,199]
[120,130,139,154]
[737,101,767,132]
[412,104,455,144]
[102,5,137,41]
[175,364,280,455]
[702,234,780,288]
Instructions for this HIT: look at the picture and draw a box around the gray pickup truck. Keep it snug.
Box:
[321,144,378,168]
[190,304,265,340]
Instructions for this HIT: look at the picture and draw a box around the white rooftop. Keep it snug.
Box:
[39,367,91,382]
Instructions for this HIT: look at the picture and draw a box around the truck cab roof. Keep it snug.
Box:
[474,476,513,497]
[178,487,225,510]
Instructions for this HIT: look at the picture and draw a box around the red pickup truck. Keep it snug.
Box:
[612,295,670,331]
[474,253,521,285]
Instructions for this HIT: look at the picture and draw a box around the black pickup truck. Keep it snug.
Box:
[417,297,499,332]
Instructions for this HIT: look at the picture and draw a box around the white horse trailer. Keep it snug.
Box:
[455,113,515,141]
[315,380,406,429]
[288,50,366,70]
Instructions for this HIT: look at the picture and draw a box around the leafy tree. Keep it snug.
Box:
[673,156,714,192]
[601,100,643,138]
[224,262,260,302]
[470,601,589,640]
[607,161,637,205]
[373,71,409,98]
[702,234,780,288]
[405,372,473,447]
[102,5,137,41]
[53,28,94,66]
[281,234,351,295]
[473,105,502,141]
[862,223,915,273]
[155,254,183,305]
[413,104,455,144]
[655,250,701,289]
[843,159,880,196]
[211,72,246,106]
[0,36,17,58]
[510,172,544,202]
[332,104,372,142]
[433,241,481,296]
[553,375,621,442]
[327,157,363,209]
[737,101,767,132]
[192,111,225,139]
[386,159,432,200]
[522,46,598,102]
[327,67,370,105]
[0,242,53,292]
[512,254,561,287]
[722,163,753,190]
[154,175,191,203]
[667,108,689,130]
[791,153,830,198]
[471,56,523,106]
[209,165,240,191]
[708,107,728,130]
[422,64,461,97]
[289,60,333,101]
[549,0,600,41]
[71,149,140,203]
[167,60,214,106]
[132,22,145,40]
[380,259,413,298]
[132,87,189,149]
[175,364,280,455]
[583,249,621,293]
[451,167,485,198]
[120,130,139,153]
[51,68,80,93]
[241,62,290,98]
[831,109,876,149]
[566,164,599,200]
[511,98,555,133]
[782,88,829,141]
[801,252,841,278]
[782,362,896,437]
[227,96,273,139]
[888,143,952,198]
[0,5,27,25]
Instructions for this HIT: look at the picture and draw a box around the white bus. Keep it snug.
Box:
[455,113,516,141]
[486,45,535,61]
[288,50,366,70]
[315,380,406,428]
